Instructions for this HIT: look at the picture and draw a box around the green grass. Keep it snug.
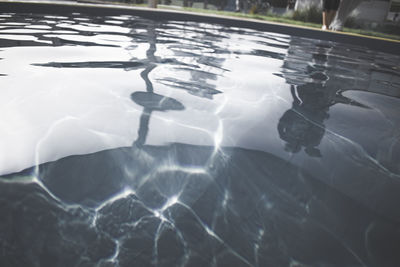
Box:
[342,27,400,41]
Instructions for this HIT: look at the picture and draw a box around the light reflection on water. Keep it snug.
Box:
[0,11,400,267]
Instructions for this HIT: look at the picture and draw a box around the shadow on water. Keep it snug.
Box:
[3,141,400,266]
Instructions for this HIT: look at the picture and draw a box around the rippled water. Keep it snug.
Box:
[1,11,400,267]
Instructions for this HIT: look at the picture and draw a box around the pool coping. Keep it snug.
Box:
[1,0,400,55]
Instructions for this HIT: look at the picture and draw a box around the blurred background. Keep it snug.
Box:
[72,0,400,39]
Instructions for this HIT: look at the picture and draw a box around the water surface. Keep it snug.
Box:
[1,11,400,267]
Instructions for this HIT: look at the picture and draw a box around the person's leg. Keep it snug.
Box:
[322,0,329,30]
[322,11,328,30]
[327,10,337,28]
[328,0,340,29]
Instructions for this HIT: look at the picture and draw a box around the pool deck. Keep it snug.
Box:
[0,0,399,55]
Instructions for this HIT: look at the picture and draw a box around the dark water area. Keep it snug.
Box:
[1,11,400,267]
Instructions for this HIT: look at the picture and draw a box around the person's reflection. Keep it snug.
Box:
[130,23,184,148]
[131,92,184,147]
[278,46,368,157]
[278,83,329,157]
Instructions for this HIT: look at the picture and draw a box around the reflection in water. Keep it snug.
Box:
[278,45,370,157]
[33,60,146,69]
[0,11,400,267]
[131,91,185,147]
[130,23,185,148]
[278,84,328,157]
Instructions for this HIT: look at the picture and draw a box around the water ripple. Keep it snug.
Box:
[0,9,400,267]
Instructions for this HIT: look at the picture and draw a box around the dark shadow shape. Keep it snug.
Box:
[47,37,119,48]
[140,64,156,93]
[130,91,185,111]
[130,91,185,148]
[277,83,369,157]
[278,109,324,157]
[250,49,286,60]
[32,61,145,69]
[333,90,371,109]
[157,77,222,99]
[0,38,50,48]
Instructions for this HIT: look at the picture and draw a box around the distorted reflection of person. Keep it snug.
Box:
[131,92,184,147]
[278,47,332,157]
[278,46,369,157]
[278,83,329,157]
[130,23,185,148]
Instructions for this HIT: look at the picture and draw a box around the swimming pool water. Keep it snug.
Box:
[1,10,400,267]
